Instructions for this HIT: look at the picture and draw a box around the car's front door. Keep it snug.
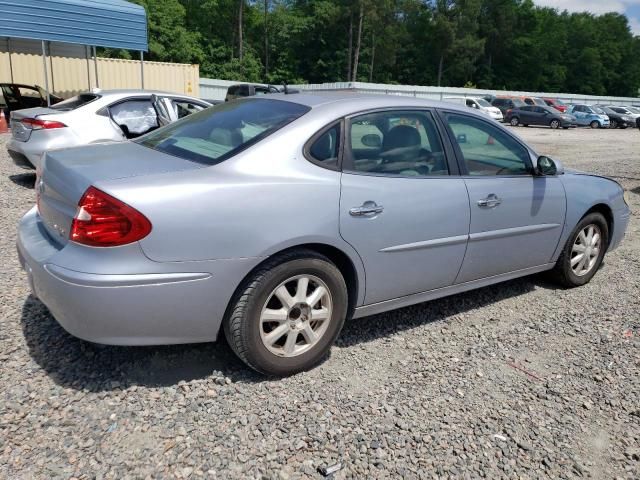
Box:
[338,109,471,304]
[441,111,566,283]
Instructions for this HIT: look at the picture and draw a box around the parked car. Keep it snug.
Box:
[596,106,635,129]
[17,94,630,375]
[491,97,526,117]
[7,89,211,169]
[443,96,503,121]
[1,83,63,121]
[604,105,640,122]
[225,83,281,101]
[543,98,568,113]
[505,105,577,129]
[566,104,610,129]
[521,96,547,107]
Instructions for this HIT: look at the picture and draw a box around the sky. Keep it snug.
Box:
[533,0,640,34]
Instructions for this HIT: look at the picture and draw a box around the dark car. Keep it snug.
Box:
[225,83,281,102]
[0,83,62,120]
[505,105,577,129]
[491,97,526,117]
[596,105,635,129]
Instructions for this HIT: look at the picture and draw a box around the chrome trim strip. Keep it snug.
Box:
[45,264,211,287]
[469,223,561,242]
[380,234,469,253]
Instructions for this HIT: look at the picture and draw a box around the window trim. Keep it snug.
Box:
[302,119,345,172]
[436,109,536,177]
[341,107,457,179]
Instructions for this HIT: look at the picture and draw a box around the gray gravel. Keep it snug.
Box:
[1,127,639,479]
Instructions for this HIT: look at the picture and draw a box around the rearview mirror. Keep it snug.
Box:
[537,156,563,176]
[457,133,467,144]
[361,134,382,148]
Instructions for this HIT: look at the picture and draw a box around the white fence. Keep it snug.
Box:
[199,78,640,106]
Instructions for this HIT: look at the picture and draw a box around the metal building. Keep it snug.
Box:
[0,0,148,103]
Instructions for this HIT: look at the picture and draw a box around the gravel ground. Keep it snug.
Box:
[1,127,639,479]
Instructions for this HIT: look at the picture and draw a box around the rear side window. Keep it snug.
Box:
[307,123,341,169]
[50,94,100,111]
[138,99,310,165]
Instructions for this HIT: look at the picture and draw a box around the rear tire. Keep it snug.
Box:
[510,117,519,127]
[223,249,348,376]
[590,120,600,129]
[549,213,608,288]
[550,119,560,129]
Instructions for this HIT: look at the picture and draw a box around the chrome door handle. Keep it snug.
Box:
[350,201,384,216]
[477,194,502,208]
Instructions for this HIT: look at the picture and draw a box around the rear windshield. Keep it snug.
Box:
[137,98,310,165]
[512,99,526,107]
[532,98,546,106]
[50,93,100,111]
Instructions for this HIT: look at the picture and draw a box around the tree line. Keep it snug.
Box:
[107,0,640,97]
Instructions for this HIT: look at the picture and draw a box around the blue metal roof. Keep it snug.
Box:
[0,0,148,51]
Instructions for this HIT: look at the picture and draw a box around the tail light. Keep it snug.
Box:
[21,118,66,130]
[70,186,152,247]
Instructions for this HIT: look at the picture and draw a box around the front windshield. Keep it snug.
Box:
[137,98,310,165]
[476,98,491,107]
[593,107,605,114]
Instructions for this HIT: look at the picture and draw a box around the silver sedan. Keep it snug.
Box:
[7,89,210,169]
[17,93,630,375]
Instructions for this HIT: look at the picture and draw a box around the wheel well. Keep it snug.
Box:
[224,244,360,326]
[584,203,613,245]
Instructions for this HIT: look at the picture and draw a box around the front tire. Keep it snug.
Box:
[550,119,560,129]
[610,120,618,129]
[224,250,348,376]
[590,120,600,129]
[549,213,608,288]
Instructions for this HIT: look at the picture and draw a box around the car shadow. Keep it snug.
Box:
[21,274,557,390]
[20,295,266,391]
[337,275,552,347]
[10,172,36,189]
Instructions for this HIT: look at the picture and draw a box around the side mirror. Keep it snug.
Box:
[361,134,382,148]
[537,156,563,176]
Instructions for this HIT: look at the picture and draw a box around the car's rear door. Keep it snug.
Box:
[439,111,565,283]
[338,108,471,304]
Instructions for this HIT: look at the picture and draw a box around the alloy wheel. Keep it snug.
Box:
[550,120,560,129]
[570,224,602,277]
[259,275,333,357]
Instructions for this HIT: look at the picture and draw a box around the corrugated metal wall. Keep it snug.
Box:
[0,40,199,97]
[0,0,148,51]
[199,77,640,105]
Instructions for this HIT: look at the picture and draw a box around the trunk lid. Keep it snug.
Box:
[38,141,206,245]
[10,107,66,142]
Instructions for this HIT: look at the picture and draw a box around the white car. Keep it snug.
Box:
[8,89,211,169]
[443,96,504,122]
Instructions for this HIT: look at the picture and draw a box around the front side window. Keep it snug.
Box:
[172,99,207,119]
[138,98,309,165]
[445,113,531,176]
[345,110,448,177]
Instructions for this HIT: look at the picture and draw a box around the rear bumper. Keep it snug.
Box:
[8,137,43,169]
[17,207,260,345]
[8,148,35,169]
